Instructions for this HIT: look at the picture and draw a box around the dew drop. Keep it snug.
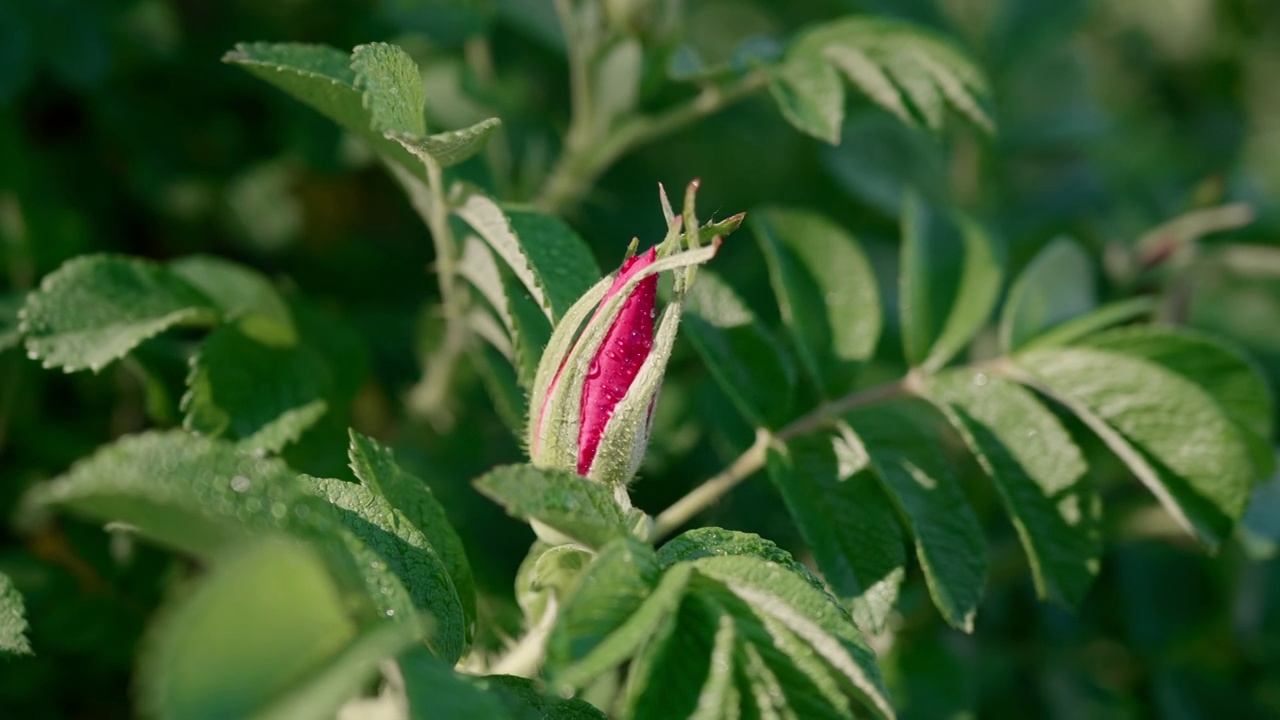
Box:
[586,360,602,379]
[270,502,288,520]
[230,475,251,493]
[973,373,988,387]
[1026,429,1038,438]
[385,609,396,617]
[294,505,312,520]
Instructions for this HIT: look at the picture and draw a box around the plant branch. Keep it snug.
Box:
[648,374,916,541]
[536,69,771,216]
[393,159,471,429]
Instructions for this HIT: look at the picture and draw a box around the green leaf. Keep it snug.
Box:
[1000,237,1095,352]
[398,652,609,720]
[549,564,694,693]
[899,193,992,368]
[477,674,608,719]
[1078,327,1274,446]
[516,543,593,626]
[624,591,727,720]
[222,42,423,178]
[688,555,896,719]
[139,540,423,720]
[768,55,845,144]
[681,270,795,428]
[20,255,217,372]
[921,218,1003,371]
[547,537,661,686]
[168,255,296,345]
[182,324,333,453]
[390,117,502,168]
[843,406,988,631]
[0,293,27,353]
[347,430,476,634]
[398,647,517,720]
[302,475,466,663]
[18,430,418,625]
[924,370,1101,607]
[766,436,907,631]
[350,41,426,137]
[0,571,32,656]
[471,341,528,432]
[752,207,881,396]
[1017,297,1158,351]
[503,269,554,389]
[657,527,827,596]
[1017,346,1257,549]
[20,431,317,555]
[453,188,602,323]
[791,17,994,133]
[473,464,629,549]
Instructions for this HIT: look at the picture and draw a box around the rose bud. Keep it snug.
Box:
[527,182,743,494]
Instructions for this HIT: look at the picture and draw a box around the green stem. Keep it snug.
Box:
[536,69,771,216]
[647,373,917,542]
[395,158,471,428]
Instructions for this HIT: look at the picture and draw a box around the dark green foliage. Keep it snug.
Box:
[3,1,1280,718]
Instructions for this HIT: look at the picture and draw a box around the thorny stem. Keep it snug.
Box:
[536,68,771,215]
[647,372,921,542]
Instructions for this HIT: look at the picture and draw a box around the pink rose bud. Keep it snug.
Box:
[526,182,743,491]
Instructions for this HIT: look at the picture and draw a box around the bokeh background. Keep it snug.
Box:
[4,0,1280,717]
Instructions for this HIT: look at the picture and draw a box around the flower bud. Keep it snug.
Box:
[526,183,742,490]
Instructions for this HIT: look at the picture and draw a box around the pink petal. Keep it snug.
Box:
[577,247,658,475]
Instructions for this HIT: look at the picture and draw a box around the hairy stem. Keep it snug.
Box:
[536,69,771,215]
[648,374,916,541]
[395,158,471,428]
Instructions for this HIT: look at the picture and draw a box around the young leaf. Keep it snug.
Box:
[752,207,880,396]
[453,188,602,322]
[924,370,1101,607]
[546,537,662,682]
[1000,237,1095,352]
[768,55,845,144]
[347,430,477,634]
[302,476,467,663]
[681,270,795,428]
[222,43,423,179]
[473,464,629,549]
[516,543,593,626]
[138,540,422,720]
[689,555,896,719]
[390,117,503,168]
[349,41,426,137]
[20,255,217,372]
[182,324,334,453]
[790,17,994,133]
[1016,346,1257,549]
[766,436,908,632]
[0,572,31,656]
[843,406,988,631]
[168,255,297,346]
[898,193,981,368]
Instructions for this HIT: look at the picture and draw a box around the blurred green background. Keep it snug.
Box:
[3,0,1280,717]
